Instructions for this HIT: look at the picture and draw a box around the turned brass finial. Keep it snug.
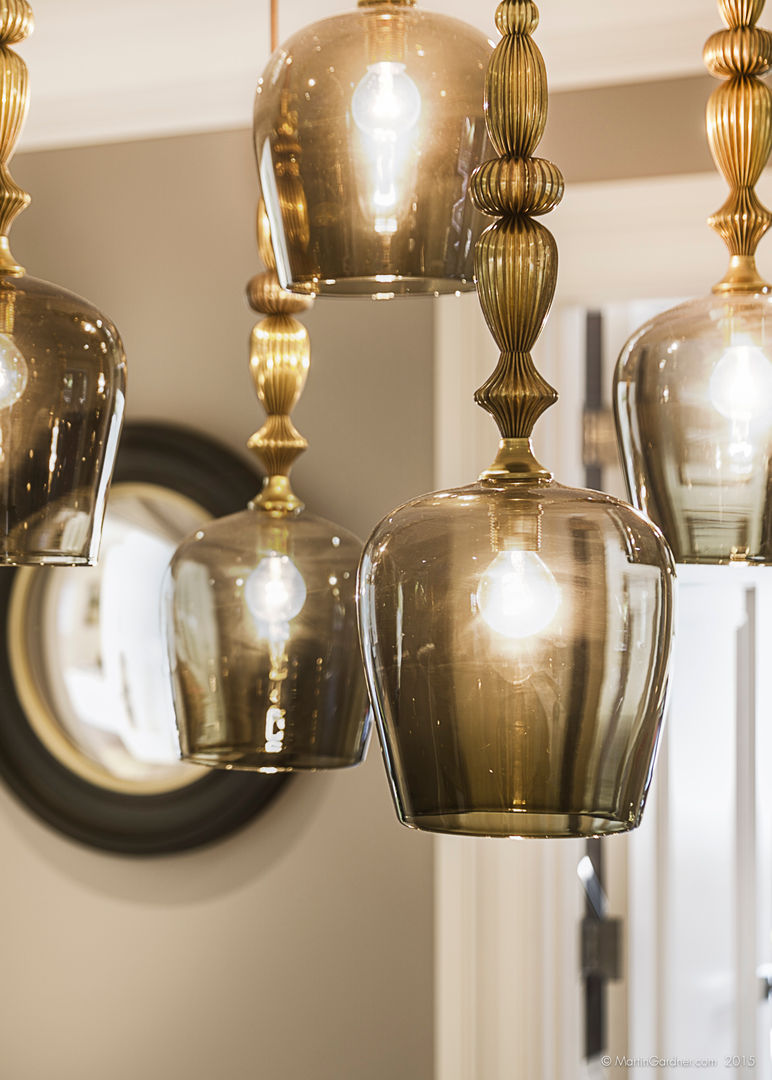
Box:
[247,201,313,515]
[470,0,564,482]
[0,0,33,275]
[705,0,772,292]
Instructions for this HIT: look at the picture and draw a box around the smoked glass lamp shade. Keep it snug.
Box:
[358,480,675,837]
[166,506,371,771]
[0,274,125,565]
[253,2,492,297]
[615,292,772,563]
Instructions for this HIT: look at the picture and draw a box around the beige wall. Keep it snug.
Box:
[0,70,726,1080]
[0,129,436,1080]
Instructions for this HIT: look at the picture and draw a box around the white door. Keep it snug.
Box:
[434,171,772,1079]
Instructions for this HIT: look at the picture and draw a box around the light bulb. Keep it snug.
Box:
[245,553,307,628]
[709,338,772,421]
[0,332,27,409]
[352,61,421,235]
[476,549,561,640]
[352,61,422,140]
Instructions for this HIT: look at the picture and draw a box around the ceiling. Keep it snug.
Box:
[19,0,721,151]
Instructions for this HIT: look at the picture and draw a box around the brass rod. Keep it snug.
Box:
[0,0,33,275]
[271,0,279,52]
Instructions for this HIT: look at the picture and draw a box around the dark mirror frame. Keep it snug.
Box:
[0,421,290,856]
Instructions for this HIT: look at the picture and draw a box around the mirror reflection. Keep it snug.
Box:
[9,483,207,795]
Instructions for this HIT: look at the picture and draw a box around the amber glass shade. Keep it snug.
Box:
[358,480,675,837]
[0,274,125,565]
[253,3,491,297]
[167,506,370,771]
[615,292,772,564]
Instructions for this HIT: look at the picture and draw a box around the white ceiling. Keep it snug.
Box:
[19,0,722,151]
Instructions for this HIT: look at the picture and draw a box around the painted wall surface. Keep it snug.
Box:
[0,129,436,1080]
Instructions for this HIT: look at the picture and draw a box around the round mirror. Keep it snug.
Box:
[10,483,207,796]
[0,423,289,854]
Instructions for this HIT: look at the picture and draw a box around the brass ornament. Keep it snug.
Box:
[0,0,32,274]
[705,0,772,292]
[470,0,564,480]
[246,203,313,516]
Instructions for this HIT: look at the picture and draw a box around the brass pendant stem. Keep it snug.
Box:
[705,0,772,292]
[471,1,564,482]
[247,201,313,515]
[0,1,33,276]
[271,0,279,52]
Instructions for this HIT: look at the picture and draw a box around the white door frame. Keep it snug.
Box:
[433,170,772,1080]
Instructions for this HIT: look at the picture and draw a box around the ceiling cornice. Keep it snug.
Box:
[18,0,720,152]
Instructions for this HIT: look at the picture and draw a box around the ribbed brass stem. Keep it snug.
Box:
[705,0,772,292]
[0,1,33,275]
[471,0,564,481]
[247,201,313,514]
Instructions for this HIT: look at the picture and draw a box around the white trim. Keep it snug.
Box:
[434,838,478,1080]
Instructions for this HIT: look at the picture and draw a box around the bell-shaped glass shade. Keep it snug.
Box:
[0,274,125,565]
[166,506,371,771]
[358,480,675,837]
[615,292,772,563]
[254,3,491,297]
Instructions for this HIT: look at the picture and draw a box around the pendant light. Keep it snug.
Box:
[615,0,772,564]
[164,201,370,771]
[253,0,492,298]
[357,0,676,838]
[0,3,126,565]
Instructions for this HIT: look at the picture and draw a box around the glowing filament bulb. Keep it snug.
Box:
[352,61,421,140]
[476,549,561,640]
[245,553,307,629]
[709,339,772,421]
[352,61,421,234]
[0,332,27,410]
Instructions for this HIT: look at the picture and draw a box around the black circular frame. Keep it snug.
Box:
[0,422,289,855]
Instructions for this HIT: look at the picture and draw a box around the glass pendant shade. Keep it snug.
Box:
[616,292,772,563]
[166,191,369,772]
[358,480,674,836]
[0,5,125,565]
[167,507,370,770]
[253,0,492,297]
[615,0,772,564]
[0,276,125,565]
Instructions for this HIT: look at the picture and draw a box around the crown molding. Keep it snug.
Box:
[18,0,720,153]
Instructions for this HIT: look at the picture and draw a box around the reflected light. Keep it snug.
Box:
[60,526,182,766]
